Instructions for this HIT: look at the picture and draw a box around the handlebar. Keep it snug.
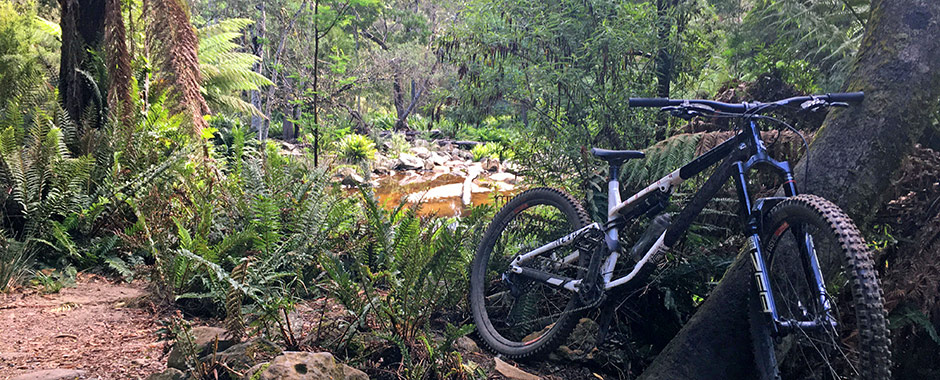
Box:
[628,92,864,115]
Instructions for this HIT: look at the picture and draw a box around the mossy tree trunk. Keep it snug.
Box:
[637,0,940,378]
[59,0,106,127]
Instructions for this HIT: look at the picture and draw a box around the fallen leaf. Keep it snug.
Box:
[494,357,540,380]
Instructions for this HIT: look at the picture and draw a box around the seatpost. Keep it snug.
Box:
[607,163,622,221]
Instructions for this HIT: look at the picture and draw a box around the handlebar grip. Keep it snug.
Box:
[827,92,864,103]
[629,98,673,108]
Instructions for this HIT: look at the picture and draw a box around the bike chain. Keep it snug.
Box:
[500,228,608,329]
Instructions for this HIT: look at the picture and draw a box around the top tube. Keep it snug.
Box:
[627,92,864,115]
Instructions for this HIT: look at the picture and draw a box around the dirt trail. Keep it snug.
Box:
[0,275,166,379]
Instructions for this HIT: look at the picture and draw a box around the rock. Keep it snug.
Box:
[455,149,474,161]
[373,154,394,174]
[488,172,518,184]
[411,146,431,159]
[568,318,599,351]
[168,326,235,370]
[481,158,501,172]
[335,167,366,187]
[10,369,87,380]
[454,140,481,148]
[455,336,481,353]
[413,139,430,148]
[396,153,424,170]
[214,338,282,373]
[428,153,448,167]
[432,165,450,175]
[146,368,186,380]
[253,352,368,380]
[398,172,425,187]
[407,183,464,202]
[493,357,540,380]
[243,362,270,380]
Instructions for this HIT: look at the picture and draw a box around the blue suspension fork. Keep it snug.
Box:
[737,119,833,335]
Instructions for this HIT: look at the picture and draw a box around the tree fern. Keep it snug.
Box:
[197,18,272,117]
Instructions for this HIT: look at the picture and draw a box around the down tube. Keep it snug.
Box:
[664,155,744,247]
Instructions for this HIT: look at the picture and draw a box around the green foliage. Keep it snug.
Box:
[385,132,411,158]
[0,231,33,291]
[319,190,490,377]
[0,84,97,289]
[336,133,377,164]
[198,18,273,116]
[0,2,59,109]
[729,0,867,91]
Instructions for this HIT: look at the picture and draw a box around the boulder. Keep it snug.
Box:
[168,326,235,371]
[252,352,368,380]
[481,158,501,172]
[428,153,448,167]
[455,149,474,161]
[146,368,186,380]
[455,336,481,354]
[411,146,432,159]
[396,153,424,170]
[335,167,366,187]
[373,154,394,174]
[488,172,518,184]
[214,338,282,374]
[10,369,87,380]
[432,165,450,175]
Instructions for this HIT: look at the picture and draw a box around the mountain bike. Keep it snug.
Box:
[468,92,891,379]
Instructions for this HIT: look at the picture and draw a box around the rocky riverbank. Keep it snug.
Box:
[332,138,522,216]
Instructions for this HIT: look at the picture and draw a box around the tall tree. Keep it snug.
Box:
[59,0,106,126]
[636,0,940,378]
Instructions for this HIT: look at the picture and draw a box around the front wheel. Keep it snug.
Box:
[750,194,891,379]
[469,187,592,359]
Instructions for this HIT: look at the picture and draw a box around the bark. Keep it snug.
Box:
[283,101,296,140]
[793,0,940,222]
[637,0,940,378]
[59,0,106,127]
[250,3,265,134]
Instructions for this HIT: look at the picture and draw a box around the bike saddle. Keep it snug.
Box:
[590,148,645,164]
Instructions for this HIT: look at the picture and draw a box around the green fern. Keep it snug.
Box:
[197,18,272,116]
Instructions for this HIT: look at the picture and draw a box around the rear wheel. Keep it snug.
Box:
[751,194,891,379]
[470,188,592,359]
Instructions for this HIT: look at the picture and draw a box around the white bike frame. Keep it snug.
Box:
[508,168,686,292]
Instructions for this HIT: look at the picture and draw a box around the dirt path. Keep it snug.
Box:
[0,274,166,379]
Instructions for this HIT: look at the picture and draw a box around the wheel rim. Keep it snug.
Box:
[480,200,584,346]
[765,218,863,379]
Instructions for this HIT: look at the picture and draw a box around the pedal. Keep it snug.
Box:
[594,301,617,348]
[578,243,607,307]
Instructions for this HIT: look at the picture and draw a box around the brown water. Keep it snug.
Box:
[347,172,516,217]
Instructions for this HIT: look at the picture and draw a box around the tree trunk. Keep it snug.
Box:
[313,0,320,166]
[59,0,106,127]
[637,0,940,378]
[250,3,266,135]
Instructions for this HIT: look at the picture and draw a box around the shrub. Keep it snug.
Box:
[386,132,411,158]
[336,134,377,164]
[319,191,491,377]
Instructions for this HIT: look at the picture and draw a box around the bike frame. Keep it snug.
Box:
[508,118,834,333]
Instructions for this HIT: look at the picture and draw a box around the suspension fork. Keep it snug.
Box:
[733,161,782,328]
[735,153,834,334]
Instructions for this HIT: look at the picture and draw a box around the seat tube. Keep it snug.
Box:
[602,164,622,283]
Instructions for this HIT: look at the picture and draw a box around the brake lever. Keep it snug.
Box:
[800,98,826,112]
[660,104,715,120]
[830,102,849,108]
